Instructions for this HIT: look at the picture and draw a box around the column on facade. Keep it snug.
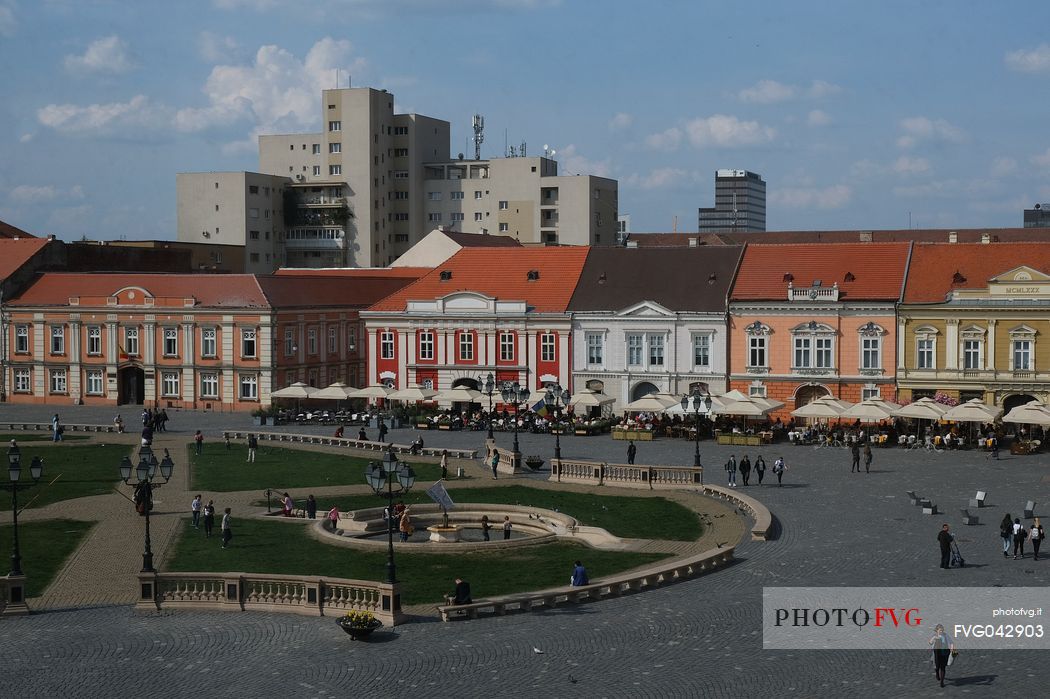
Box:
[366,327,378,385]
[105,321,118,398]
[405,325,417,387]
[399,328,409,389]
[221,319,235,406]
[945,319,959,370]
[558,329,570,387]
[143,320,157,404]
[897,317,907,370]
[987,319,996,370]
[525,328,536,389]
[69,319,82,402]
[182,321,195,404]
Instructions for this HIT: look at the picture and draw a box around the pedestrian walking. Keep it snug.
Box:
[306,494,317,519]
[938,524,954,569]
[224,435,231,450]
[755,456,766,485]
[327,505,340,531]
[440,450,449,480]
[221,508,232,549]
[114,414,124,433]
[928,624,955,688]
[52,413,61,442]
[626,440,637,465]
[203,500,215,538]
[194,430,204,456]
[1013,518,1027,559]
[570,560,589,586]
[739,455,752,486]
[850,443,861,473]
[1030,518,1044,561]
[725,455,737,487]
[378,421,388,443]
[863,444,873,473]
[141,424,154,447]
[190,494,202,529]
[491,451,499,479]
[1000,513,1013,558]
[481,515,491,541]
[247,434,258,463]
[989,434,999,460]
[773,456,786,486]
[503,515,512,540]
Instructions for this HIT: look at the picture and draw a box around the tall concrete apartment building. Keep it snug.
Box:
[698,169,766,233]
[178,86,618,269]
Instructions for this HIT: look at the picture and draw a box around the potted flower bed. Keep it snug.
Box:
[524,455,545,470]
[337,610,383,640]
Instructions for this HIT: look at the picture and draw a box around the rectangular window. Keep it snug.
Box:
[162,371,180,397]
[627,334,643,366]
[347,326,357,353]
[450,191,464,200]
[450,212,464,222]
[50,326,65,355]
[249,184,259,194]
[312,144,321,154]
[749,336,767,368]
[394,126,408,135]
[163,328,178,356]
[862,386,881,400]
[329,165,342,176]
[239,374,258,400]
[201,328,217,358]
[308,328,318,355]
[249,230,259,240]
[329,121,341,131]
[124,326,139,356]
[815,337,833,369]
[15,325,29,354]
[474,191,483,200]
[428,213,442,222]
[393,171,409,179]
[312,166,321,176]
[427,191,442,201]
[862,337,882,370]
[392,191,409,200]
[1014,340,1032,370]
[459,332,474,361]
[200,373,219,399]
[648,334,664,366]
[328,326,338,354]
[963,340,981,370]
[87,326,102,355]
[419,331,434,360]
[540,334,556,362]
[498,223,508,232]
[284,328,295,356]
[381,331,395,360]
[13,368,30,393]
[474,212,483,221]
[50,368,67,394]
[329,143,341,154]
[393,148,408,157]
[693,335,710,368]
[794,337,811,368]
[586,333,603,365]
[241,329,257,358]
[916,339,934,369]
[500,332,514,361]
[499,200,508,210]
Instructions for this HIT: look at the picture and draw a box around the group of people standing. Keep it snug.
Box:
[189,494,232,549]
[724,455,786,487]
[999,513,1044,560]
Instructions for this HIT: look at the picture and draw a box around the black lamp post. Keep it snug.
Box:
[365,448,416,584]
[543,383,570,462]
[478,372,496,439]
[119,445,174,573]
[6,443,43,577]
[681,389,713,472]
[500,381,531,455]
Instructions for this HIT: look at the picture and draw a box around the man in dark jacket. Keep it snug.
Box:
[937,524,954,569]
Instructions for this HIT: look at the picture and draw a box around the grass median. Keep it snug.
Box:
[0,444,133,511]
[0,519,94,597]
[166,516,667,606]
[0,433,89,442]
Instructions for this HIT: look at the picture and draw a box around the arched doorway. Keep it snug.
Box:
[794,383,830,410]
[631,381,660,400]
[1003,393,1037,415]
[451,377,481,391]
[118,366,145,405]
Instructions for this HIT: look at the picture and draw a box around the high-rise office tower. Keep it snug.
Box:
[698,169,766,233]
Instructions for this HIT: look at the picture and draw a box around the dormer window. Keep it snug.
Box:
[783,273,793,282]
[952,271,966,285]
[439,270,453,281]
[843,272,855,282]
[526,270,540,281]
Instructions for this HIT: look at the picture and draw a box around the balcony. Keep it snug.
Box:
[788,283,839,302]
[300,196,347,207]
[284,226,346,250]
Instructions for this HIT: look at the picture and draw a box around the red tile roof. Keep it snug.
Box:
[629,227,1050,246]
[257,275,419,308]
[903,242,1050,303]
[368,247,591,313]
[731,242,912,301]
[10,273,270,308]
[273,267,430,279]
[0,238,51,280]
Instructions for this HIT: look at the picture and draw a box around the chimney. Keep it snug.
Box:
[981,233,990,244]
[626,240,639,248]
[688,237,699,247]
[948,231,957,243]
[859,231,873,242]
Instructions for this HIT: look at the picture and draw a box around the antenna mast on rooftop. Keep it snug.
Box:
[472,114,485,161]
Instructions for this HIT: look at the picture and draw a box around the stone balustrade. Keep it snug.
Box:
[222,430,477,461]
[437,545,735,621]
[1,574,30,617]
[1,423,117,433]
[550,458,703,490]
[140,571,404,626]
[700,485,773,541]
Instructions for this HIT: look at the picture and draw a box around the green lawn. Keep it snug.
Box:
[0,444,133,512]
[0,519,93,597]
[255,485,702,541]
[0,433,89,442]
[188,443,445,492]
[166,517,666,606]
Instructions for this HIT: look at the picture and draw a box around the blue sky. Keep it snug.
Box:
[2,0,1050,240]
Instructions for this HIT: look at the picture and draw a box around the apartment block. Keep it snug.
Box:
[698,169,766,233]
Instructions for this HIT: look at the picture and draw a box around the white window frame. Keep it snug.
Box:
[161,371,180,397]
[748,336,767,369]
[914,326,938,370]
[540,333,556,362]
[692,334,711,369]
[861,336,882,370]
[50,325,65,355]
[963,339,982,370]
[419,331,434,361]
[328,326,338,354]
[459,332,474,361]
[201,328,217,358]
[380,332,395,360]
[586,333,603,366]
[241,328,257,358]
[308,327,318,355]
[163,327,178,357]
[200,373,219,399]
[627,333,643,367]
[1013,339,1033,371]
[13,368,30,393]
[50,368,67,394]
[329,120,341,131]
[499,332,514,361]
[815,337,833,369]
[15,325,29,354]
[124,326,139,356]
[329,142,341,154]
[647,333,664,366]
[85,326,101,356]
[239,373,258,400]
[284,328,295,356]
[86,369,104,396]
[499,200,508,210]
[861,384,881,400]
[329,165,342,176]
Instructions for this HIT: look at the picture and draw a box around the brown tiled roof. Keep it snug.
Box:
[626,232,733,246]
[257,275,418,308]
[629,227,1050,246]
[0,238,51,280]
[569,246,743,312]
[903,242,1050,303]
[368,247,590,313]
[442,231,523,247]
[273,267,430,279]
[0,219,36,239]
[10,273,269,308]
[731,242,912,301]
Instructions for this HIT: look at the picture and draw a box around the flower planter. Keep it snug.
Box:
[574,428,590,436]
[524,458,544,470]
[338,616,382,640]
[416,422,432,430]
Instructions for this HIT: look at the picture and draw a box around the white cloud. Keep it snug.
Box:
[556,143,611,177]
[737,79,796,104]
[807,80,841,98]
[625,168,694,191]
[64,35,135,74]
[849,159,883,178]
[892,179,994,199]
[1031,148,1050,168]
[608,112,633,132]
[807,109,831,127]
[683,114,775,147]
[18,132,32,143]
[213,0,279,9]
[197,31,241,63]
[37,95,169,134]
[1005,44,1050,73]
[9,184,84,204]
[896,116,967,148]
[645,127,682,151]
[770,185,852,210]
[893,156,930,174]
[990,156,1017,177]
[0,1,15,37]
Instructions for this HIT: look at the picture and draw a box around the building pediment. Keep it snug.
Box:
[616,300,675,318]
[989,266,1050,284]
[405,291,528,315]
[953,265,1050,300]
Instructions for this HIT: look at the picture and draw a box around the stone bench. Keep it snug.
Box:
[922,504,939,515]
[969,491,987,508]
[960,508,979,526]
[701,485,773,541]
[1025,500,1036,519]
[906,490,919,505]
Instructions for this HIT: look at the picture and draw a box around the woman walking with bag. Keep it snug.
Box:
[1031,518,1045,561]
[1000,513,1013,558]
[928,624,955,688]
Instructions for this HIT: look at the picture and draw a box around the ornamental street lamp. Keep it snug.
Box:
[681,388,713,477]
[543,383,571,462]
[478,372,496,439]
[365,447,416,584]
[5,443,43,577]
[500,381,531,455]
[119,445,174,573]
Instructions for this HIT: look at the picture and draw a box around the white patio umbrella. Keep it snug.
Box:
[270,382,319,399]
[840,397,901,422]
[350,384,396,404]
[434,386,482,405]
[623,393,678,413]
[388,385,439,402]
[715,397,771,417]
[568,389,615,409]
[311,382,357,401]
[791,395,853,419]
[895,397,948,439]
[941,398,1002,424]
[1002,401,1050,427]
